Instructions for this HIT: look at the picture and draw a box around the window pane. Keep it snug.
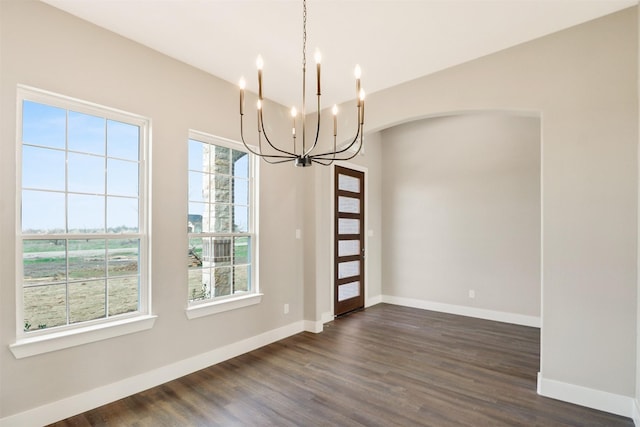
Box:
[68,194,105,233]
[107,159,138,196]
[212,146,230,175]
[189,203,208,232]
[188,238,204,270]
[233,178,249,205]
[108,277,139,316]
[23,284,67,330]
[107,196,138,232]
[188,139,207,172]
[188,268,211,301]
[188,171,206,203]
[68,152,105,194]
[22,190,65,233]
[69,279,106,324]
[22,146,65,191]
[232,150,249,178]
[107,120,139,160]
[68,239,106,280]
[233,265,250,293]
[233,205,248,233]
[210,204,230,233]
[213,267,231,297]
[188,213,203,234]
[213,176,231,203]
[68,111,105,155]
[234,237,250,265]
[108,239,139,276]
[22,101,66,149]
[203,237,231,267]
[23,239,67,285]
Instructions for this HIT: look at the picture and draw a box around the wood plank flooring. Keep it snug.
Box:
[50,304,634,426]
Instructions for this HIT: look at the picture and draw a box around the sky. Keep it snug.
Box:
[21,100,250,234]
[21,100,140,233]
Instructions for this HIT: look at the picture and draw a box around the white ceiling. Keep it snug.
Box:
[42,0,637,111]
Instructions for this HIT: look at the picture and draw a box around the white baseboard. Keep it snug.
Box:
[381,295,541,328]
[0,321,305,427]
[633,398,640,426]
[537,373,634,419]
[303,319,323,333]
[321,311,334,324]
[366,295,383,307]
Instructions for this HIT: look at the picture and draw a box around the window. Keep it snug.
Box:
[16,86,150,345]
[187,131,258,316]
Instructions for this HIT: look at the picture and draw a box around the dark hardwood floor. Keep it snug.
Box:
[50,304,633,426]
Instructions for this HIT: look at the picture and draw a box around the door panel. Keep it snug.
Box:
[334,166,365,316]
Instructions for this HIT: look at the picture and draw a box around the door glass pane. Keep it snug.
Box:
[338,281,360,302]
[338,196,360,214]
[338,240,360,257]
[338,260,360,279]
[338,174,360,193]
[338,218,359,235]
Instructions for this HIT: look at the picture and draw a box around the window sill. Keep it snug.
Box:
[186,293,263,320]
[9,314,157,359]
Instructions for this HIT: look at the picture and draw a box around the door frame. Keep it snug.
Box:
[330,161,369,317]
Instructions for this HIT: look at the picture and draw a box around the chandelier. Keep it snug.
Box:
[238,0,365,167]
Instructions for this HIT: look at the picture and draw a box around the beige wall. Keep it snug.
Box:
[362,7,637,399]
[380,113,541,317]
[0,0,305,418]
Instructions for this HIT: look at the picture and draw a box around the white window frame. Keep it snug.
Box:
[10,85,155,359]
[186,130,261,320]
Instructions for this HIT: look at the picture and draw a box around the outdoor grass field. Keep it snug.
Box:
[22,237,250,331]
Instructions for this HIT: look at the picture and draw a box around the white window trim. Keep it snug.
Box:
[10,315,157,359]
[186,130,260,319]
[13,85,152,357]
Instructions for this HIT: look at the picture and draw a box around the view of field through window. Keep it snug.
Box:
[21,96,143,332]
[187,138,252,303]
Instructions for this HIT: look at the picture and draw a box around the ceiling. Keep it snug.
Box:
[42,0,637,111]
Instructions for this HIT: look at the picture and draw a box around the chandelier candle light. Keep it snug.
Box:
[238,0,365,167]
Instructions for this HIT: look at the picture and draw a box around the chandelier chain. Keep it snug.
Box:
[302,0,307,71]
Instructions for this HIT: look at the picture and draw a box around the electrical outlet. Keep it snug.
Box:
[468,290,475,299]
[284,303,290,314]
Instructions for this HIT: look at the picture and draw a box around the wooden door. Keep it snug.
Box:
[334,166,365,316]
